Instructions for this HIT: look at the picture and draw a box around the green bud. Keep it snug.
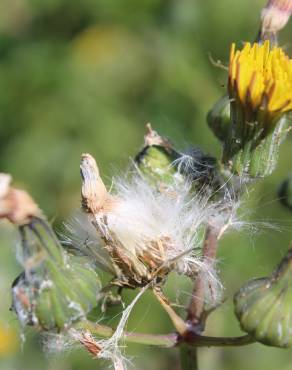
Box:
[11,218,101,332]
[136,124,221,196]
[234,248,292,347]
[136,145,179,184]
[135,124,179,185]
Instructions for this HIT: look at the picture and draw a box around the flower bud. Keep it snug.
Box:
[234,247,292,347]
[135,123,179,185]
[220,41,292,178]
[11,218,101,331]
[136,124,220,196]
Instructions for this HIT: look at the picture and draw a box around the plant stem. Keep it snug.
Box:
[74,321,255,348]
[183,333,255,347]
[75,321,177,347]
[183,225,220,370]
[180,345,198,370]
[187,225,220,331]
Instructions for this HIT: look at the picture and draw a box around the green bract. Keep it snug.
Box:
[234,248,292,347]
[207,95,231,142]
[222,112,291,178]
[135,143,179,185]
[135,125,221,197]
[208,96,291,178]
[11,218,101,332]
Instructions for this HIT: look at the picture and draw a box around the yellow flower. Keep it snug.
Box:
[0,324,18,357]
[228,40,292,117]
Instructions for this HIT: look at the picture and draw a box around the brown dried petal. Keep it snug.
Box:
[80,153,117,214]
[77,332,101,357]
[144,123,173,151]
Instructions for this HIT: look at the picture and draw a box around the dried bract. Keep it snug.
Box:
[0,173,41,224]
[259,0,292,43]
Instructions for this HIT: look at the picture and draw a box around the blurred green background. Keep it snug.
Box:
[0,0,291,369]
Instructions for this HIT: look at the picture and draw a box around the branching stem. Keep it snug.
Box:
[182,225,220,370]
[74,321,255,348]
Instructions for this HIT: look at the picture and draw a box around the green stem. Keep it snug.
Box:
[187,225,220,331]
[74,321,255,348]
[186,334,255,347]
[180,345,198,370]
[75,321,177,347]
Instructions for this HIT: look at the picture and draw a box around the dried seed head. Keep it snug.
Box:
[260,0,292,42]
[73,152,227,291]
[0,174,41,225]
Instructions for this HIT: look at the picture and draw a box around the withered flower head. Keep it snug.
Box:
[0,174,41,225]
[66,152,222,291]
[260,0,292,42]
